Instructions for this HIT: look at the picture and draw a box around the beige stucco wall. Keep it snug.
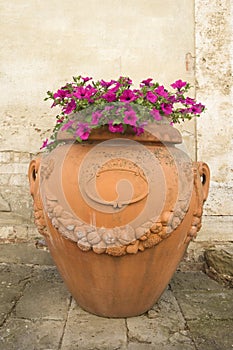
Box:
[0,0,232,249]
[194,0,233,248]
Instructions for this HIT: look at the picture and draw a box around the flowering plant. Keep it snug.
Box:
[41,76,205,149]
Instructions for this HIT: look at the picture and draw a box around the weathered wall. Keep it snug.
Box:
[194,0,233,250]
[0,0,232,249]
[0,0,195,153]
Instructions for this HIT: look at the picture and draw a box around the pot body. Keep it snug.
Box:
[29,128,210,317]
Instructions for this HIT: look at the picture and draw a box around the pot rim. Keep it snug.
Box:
[57,124,182,144]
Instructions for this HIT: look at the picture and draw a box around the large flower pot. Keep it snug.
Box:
[28,125,210,317]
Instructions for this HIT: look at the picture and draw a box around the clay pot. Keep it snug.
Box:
[28,125,210,317]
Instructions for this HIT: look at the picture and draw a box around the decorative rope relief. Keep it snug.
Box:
[31,142,202,256]
[43,167,191,256]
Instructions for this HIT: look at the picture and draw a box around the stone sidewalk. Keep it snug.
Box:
[0,243,232,350]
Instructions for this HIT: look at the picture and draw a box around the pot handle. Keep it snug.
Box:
[197,162,210,202]
[185,162,210,244]
[28,158,41,197]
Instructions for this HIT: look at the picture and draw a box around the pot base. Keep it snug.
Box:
[44,199,193,318]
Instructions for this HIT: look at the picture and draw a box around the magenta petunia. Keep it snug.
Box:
[146,91,158,103]
[155,86,169,98]
[171,79,187,90]
[161,103,173,115]
[56,117,64,124]
[73,86,97,101]
[190,103,205,114]
[167,95,177,104]
[75,123,91,140]
[81,76,92,83]
[140,78,153,87]
[119,76,132,86]
[102,91,117,102]
[91,111,102,125]
[61,119,75,131]
[63,99,76,114]
[119,89,137,103]
[185,97,195,105]
[104,105,115,111]
[150,108,162,121]
[108,122,124,133]
[100,79,116,88]
[132,126,145,136]
[40,138,49,149]
[123,110,138,126]
[54,89,69,99]
[110,83,121,93]
[180,108,190,114]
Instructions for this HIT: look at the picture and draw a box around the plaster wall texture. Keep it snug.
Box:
[194,0,233,244]
[0,0,232,248]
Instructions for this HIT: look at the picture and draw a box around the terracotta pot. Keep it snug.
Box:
[28,125,210,317]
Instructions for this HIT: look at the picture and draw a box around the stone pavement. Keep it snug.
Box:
[0,243,232,350]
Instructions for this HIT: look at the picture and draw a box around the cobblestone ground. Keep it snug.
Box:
[0,243,232,350]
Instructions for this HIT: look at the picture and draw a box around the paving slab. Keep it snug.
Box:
[188,319,233,350]
[0,243,53,265]
[61,299,127,350]
[173,290,233,321]
[170,271,224,291]
[0,263,32,326]
[127,342,196,350]
[126,290,196,349]
[171,270,233,350]
[0,318,64,350]
[15,266,70,320]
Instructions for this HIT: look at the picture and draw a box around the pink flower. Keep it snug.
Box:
[40,138,48,149]
[73,86,97,101]
[161,103,173,115]
[140,78,153,87]
[63,99,76,114]
[108,123,124,133]
[123,110,138,126]
[100,79,116,88]
[190,103,205,114]
[171,79,187,90]
[91,111,102,125]
[132,126,145,136]
[56,117,64,124]
[167,95,177,103]
[75,123,91,140]
[180,108,190,114]
[119,89,137,103]
[119,76,132,86]
[53,89,69,99]
[104,105,115,111]
[185,97,195,105]
[61,120,74,131]
[150,108,162,121]
[155,86,169,98]
[81,76,92,83]
[110,83,121,93]
[102,91,117,102]
[133,88,141,95]
[146,91,158,103]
